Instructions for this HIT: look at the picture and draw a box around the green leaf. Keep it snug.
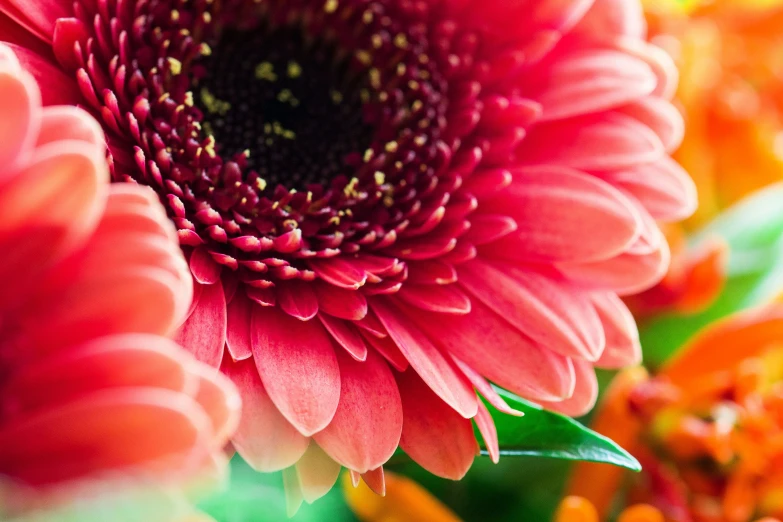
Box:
[484,387,641,471]
[640,183,783,367]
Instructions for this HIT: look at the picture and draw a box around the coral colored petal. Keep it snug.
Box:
[618,97,684,153]
[0,0,70,42]
[314,350,403,473]
[277,280,319,321]
[252,306,340,436]
[222,360,309,472]
[371,298,478,419]
[190,364,242,444]
[451,357,523,417]
[406,260,458,285]
[396,283,472,315]
[601,158,697,222]
[226,292,253,362]
[590,293,641,369]
[571,0,645,40]
[3,43,82,105]
[397,371,478,480]
[537,359,599,416]
[557,229,670,295]
[0,389,213,485]
[174,281,227,368]
[35,106,103,148]
[482,166,642,263]
[0,66,37,172]
[190,247,222,284]
[474,401,500,464]
[2,335,192,415]
[459,260,605,361]
[534,50,655,122]
[308,258,368,289]
[313,281,368,320]
[361,467,386,496]
[295,444,342,504]
[318,314,368,361]
[362,331,409,372]
[518,113,664,171]
[409,300,575,402]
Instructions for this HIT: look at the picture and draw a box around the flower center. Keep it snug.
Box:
[194,25,373,189]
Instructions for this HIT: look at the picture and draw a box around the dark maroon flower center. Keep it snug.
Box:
[193,25,373,189]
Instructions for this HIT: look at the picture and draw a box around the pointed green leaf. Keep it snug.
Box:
[483,387,640,471]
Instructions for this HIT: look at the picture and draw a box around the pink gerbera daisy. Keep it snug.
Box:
[0,43,240,517]
[0,0,696,509]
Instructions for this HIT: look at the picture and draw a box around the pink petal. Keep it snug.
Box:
[534,50,655,122]
[174,281,227,368]
[459,260,605,361]
[0,0,69,41]
[590,293,641,369]
[318,314,368,361]
[396,283,472,315]
[571,0,645,40]
[397,370,478,480]
[252,306,340,436]
[0,62,38,172]
[474,401,500,464]
[518,113,664,171]
[408,300,575,402]
[406,260,458,285]
[601,157,697,222]
[371,298,478,419]
[314,281,368,320]
[481,166,642,263]
[314,350,402,473]
[618,97,684,153]
[295,444,342,504]
[451,357,523,417]
[557,229,670,295]
[277,280,319,321]
[190,246,222,284]
[4,43,82,105]
[35,106,103,148]
[537,359,598,417]
[190,364,242,445]
[308,258,367,289]
[462,214,518,246]
[361,331,409,372]
[361,467,386,496]
[222,360,309,472]
[226,292,254,362]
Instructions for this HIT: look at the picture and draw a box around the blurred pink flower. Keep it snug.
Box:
[0,43,239,516]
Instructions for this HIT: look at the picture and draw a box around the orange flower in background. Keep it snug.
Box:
[568,306,783,522]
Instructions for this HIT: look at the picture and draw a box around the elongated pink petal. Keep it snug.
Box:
[618,97,684,153]
[451,357,523,417]
[481,166,642,263]
[397,371,478,480]
[396,283,472,315]
[308,259,367,289]
[318,314,368,362]
[277,280,319,321]
[362,331,409,372]
[459,259,605,361]
[361,467,386,496]
[474,401,500,464]
[533,50,655,121]
[190,364,242,445]
[409,300,575,402]
[406,260,458,285]
[314,351,402,473]
[313,282,368,320]
[252,306,340,436]
[537,359,598,416]
[226,292,253,362]
[190,247,222,284]
[0,0,69,41]
[0,64,37,172]
[3,43,82,105]
[222,360,309,472]
[295,444,342,504]
[174,281,226,368]
[590,293,641,368]
[371,298,478,419]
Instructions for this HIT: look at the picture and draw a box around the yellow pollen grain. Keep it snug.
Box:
[408,80,420,90]
[255,178,267,191]
[235,181,242,187]
[243,149,251,157]
[343,177,360,197]
[324,0,338,13]
[411,100,423,111]
[355,50,372,65]
[371,34,383,49]
[385,141,398,153]
[394,161,403,169]
[158,92,170,103]
[362,10,373,23]
[287,61,302,78]
[374,171,385,185]
[414,135,427,146]
[184,91,194,106]
[200,43,212,56]
[241,197,247,204]
[383,196,394,207]
[167,57,182,75]
[199,87,230,115]
[171,10,180,21]
[282,129,296,140]
[396,63,406,76]
[202,12,212,23]
[369,68,381,89]
[363,149,374,162]
[330,90,344,104]
[378,91,388,102]
[394,33,408,49]
[255,61,278,82]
